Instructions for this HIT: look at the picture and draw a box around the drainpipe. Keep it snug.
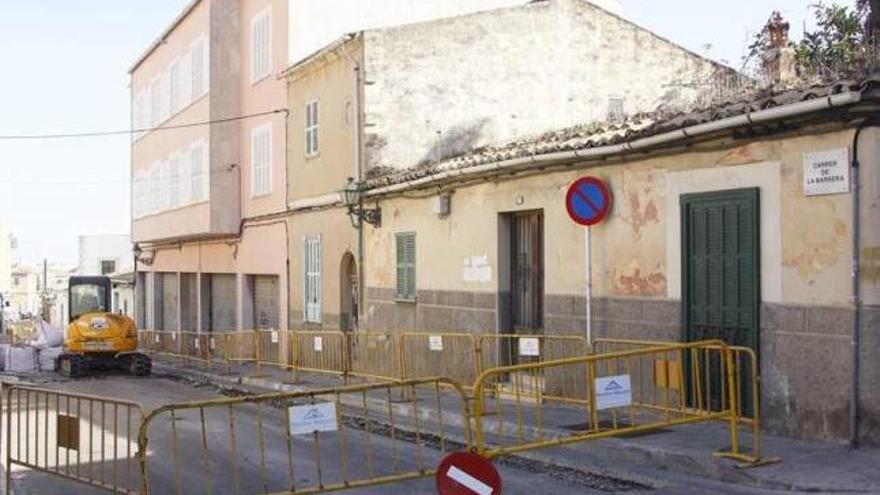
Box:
[340,36,365,321]
[850,116,880,448]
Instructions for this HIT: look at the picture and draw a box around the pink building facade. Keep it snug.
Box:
[130,0,289,333]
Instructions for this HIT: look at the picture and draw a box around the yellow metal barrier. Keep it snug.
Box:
[592,338,773,465]
[137,377,472,495]
[4,385,145,494]
[472,340,765,466]
[137,330,159,353]
[400,333,480,387]
[478,333,591,404]
[290,330,349,381]
[213,330,259,369]
[254,329,293,375]
[347,332,401,381]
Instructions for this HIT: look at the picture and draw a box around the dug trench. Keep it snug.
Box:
[210,381,652,493]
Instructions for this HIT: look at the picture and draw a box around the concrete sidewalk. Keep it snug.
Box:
[153,358,880,494]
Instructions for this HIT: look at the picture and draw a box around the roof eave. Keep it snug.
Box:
[128,0,205,75]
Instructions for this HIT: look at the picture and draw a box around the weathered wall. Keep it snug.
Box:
[362,126,880,443]
[209,0,242,234]
[286,39,361,202]
[286,207,358,330]
[362,0,731,171]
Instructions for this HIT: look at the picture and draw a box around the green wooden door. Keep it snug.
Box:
[681,188,760,414]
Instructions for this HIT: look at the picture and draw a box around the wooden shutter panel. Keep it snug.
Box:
[395,232,416,300]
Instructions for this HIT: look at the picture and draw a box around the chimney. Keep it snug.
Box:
[761,11,797,87]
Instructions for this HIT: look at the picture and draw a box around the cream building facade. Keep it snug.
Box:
[281,2,880,445]
[282,0,732,332]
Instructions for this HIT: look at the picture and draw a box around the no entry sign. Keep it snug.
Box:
[565,177,612,226]
[436,451,501,495]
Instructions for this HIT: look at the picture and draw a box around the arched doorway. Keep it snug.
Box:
[340,253,358,332]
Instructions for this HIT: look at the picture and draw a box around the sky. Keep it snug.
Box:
[0,0,858,266]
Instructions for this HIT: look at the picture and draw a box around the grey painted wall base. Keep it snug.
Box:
[364,287,879,445]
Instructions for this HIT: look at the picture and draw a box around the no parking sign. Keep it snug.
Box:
[565,177,612,226]
[565,176,612,346]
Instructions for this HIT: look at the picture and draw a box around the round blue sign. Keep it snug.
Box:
[565,177,612,226]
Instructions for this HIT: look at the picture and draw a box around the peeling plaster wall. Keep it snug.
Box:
[365,129,868,306]
[362,0,731,171]
[362,126,880,443]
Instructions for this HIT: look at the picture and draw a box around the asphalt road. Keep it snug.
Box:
[1,374,643,495]
[1,374,807,495]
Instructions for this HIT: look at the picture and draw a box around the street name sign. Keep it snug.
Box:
[804,148,849,196]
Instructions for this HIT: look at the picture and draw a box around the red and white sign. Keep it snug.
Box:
[436,451,502,495]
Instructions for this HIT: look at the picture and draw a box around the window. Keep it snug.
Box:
[305,100,319,156]
[191,37,208,99]
[158,160,170,211]
[132,171,145,218]
[250,8,271,83]
[250,123,272,196]
[168,153,181,208]
[395,232,416,301]
[178,149,191,204]
[149,164,161,213]
[70,283,108,319]
[169,58,182,113]
[101,260,116,275]
[133,88,149,139]
[607,97,625,123]
[149,77,161,126]
[303,237,322,322]
[190,140,209,202]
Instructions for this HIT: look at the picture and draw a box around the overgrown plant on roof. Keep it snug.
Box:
[745,1,876,81]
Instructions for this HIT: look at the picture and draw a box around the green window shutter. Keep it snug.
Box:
[396,232,416,300]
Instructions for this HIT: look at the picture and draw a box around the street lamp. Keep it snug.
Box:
[343,177,381,228]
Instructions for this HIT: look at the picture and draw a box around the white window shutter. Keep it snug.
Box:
[180,51,192,106]
[169,59,179,113]
[303,237,322,322]
[201,140,210,200]
[179,150,191,205]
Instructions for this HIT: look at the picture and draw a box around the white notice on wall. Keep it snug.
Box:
[594,374,632,410]
[429,335,444,352]
[172,332,177,341]
[288,402,338,436]
[314,336,323,352]
[463,255,492,283]
[271,330,279,344]
[518,337,540,357]
[155,335,160,344]
[804,148,850,196]
[194,338,200,349]
[210,337,216,350]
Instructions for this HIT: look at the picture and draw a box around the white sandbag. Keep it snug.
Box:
[38,347,63,372]
[29,319,64,349]
[4,346,37,373]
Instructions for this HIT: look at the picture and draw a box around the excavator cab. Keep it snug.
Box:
[69,276,111,322]
[57,276,150,378]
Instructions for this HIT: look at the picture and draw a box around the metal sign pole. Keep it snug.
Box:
[586,226,593,346]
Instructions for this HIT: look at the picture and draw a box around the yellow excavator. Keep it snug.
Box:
[56,276,151,378]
